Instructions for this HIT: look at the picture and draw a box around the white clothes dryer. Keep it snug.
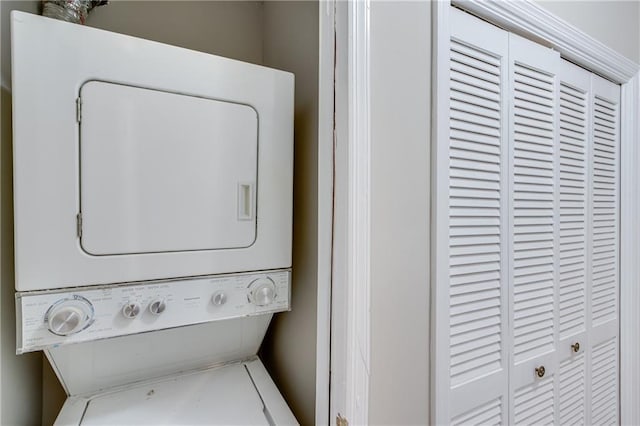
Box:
[11,11,297,425]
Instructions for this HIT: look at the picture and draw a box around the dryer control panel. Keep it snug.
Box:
[16,269,290,353]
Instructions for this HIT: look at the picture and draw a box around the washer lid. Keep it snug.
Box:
[80,363,269,425]
[46,315,272,396]
[80,81,259,256]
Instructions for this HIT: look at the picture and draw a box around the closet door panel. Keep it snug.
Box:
[589,73,620,426]
[437,9,621,426]
[434,7,509,424]
[590,75,619,328]
[508,32,561,425]
[557,59,590,426]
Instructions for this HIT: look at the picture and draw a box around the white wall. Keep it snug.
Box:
[534,0,640,63]
[368,2,431,425]
[364,1,639,425]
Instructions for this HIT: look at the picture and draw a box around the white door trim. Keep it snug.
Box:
[619,73,640,426]
[330,0,372,424]
[454,0,638,84]
[344,0,371,424]
[430,2,452,423]
[434,1,640,424]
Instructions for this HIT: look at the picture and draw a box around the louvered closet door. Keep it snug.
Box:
[556,59,590,426]
[432,7,509,424]
[507,32,561,426]
[589,74,620,426]
[437,7,622,426]
[555,65,621,426]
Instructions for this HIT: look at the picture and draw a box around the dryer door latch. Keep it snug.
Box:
[76,213,83,238]
[76,97,82,123]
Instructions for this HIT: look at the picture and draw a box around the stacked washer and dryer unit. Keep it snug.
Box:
[11,11,297,425]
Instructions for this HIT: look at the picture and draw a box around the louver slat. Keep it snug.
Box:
[448,39,504,387]
[591,94,618,325]
[512,62,556,363]
[558,81,587,340]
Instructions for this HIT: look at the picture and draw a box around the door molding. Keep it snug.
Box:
[329,0,371,424]
[454,0,637,84]
[434,1,640,424]
[343,0,372,424]
[619,73,640,426]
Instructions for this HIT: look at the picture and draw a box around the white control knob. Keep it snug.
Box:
[249,278,277,306]
[121,302,141,319]
[211,291,227,306]
[148,299,166,315]
[46,296,94,336]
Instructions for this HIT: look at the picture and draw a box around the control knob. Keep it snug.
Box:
[249,278,277,306]
[211,291,227,306]
[148,299,166,315]
[45,296,94,336]
[122,301,141,319]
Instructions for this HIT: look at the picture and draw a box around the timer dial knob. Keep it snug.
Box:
[148,299,166,315]
[211,291,227,306]
[249,278,277,307]
[122,302,141,319]
[46,296,94,336]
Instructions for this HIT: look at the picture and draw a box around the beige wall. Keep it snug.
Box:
[368,2,431,425]
[87,1,264,65]
[1,1,39,88]
[1,2,318,425]
[535,0,640,63]
[259,3,319,425]
[1,2,44,424]
[1,87,43,426]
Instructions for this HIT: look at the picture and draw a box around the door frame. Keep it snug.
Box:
[432,1,640,424]
[326,0,372,425]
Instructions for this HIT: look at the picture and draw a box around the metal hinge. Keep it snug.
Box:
[336,414,348,426]
[76,97,82,123]
[76,213,82,238]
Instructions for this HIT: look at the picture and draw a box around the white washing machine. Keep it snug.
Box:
[11,11,296,425]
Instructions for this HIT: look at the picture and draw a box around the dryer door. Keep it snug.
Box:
[80,81,258,256]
